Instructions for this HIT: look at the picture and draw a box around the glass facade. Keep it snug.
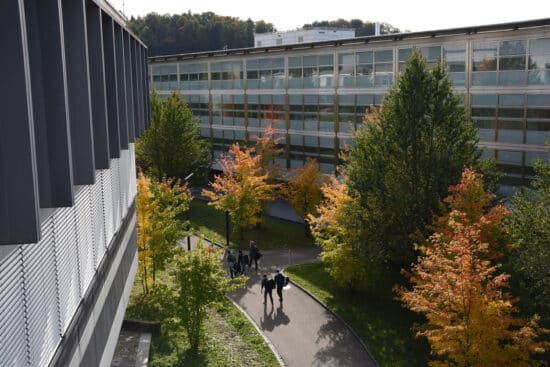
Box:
[150,27,550,185]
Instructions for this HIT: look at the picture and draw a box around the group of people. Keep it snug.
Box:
[225,240,290,306]
[225,240,261,278]
[261,270,288,306]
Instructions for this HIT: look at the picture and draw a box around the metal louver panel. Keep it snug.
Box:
[0,248,27,366]
[111,158,122,234]
[119,148,129,218]
[52,207,81,333]
[75,186,94,294]
[102,167,115,247]
[129,143,137,201]
[93,169,106,268]
[21,217,61,366]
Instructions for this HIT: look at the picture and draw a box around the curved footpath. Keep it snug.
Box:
[228,248,377,367]
[181,235,377,367]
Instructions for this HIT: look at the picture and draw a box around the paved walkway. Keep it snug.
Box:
[179,236,377,367]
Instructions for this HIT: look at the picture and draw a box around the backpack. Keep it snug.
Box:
[266,279,275,291]
[227,253,236,263]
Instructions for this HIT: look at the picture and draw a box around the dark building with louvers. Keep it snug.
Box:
[0,0,149,365]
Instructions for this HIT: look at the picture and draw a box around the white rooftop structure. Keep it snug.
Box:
[254,28,356,47]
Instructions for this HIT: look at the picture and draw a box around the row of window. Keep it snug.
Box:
[207,132,547,177]
[471,94,550,145]
[151,37,550,90]
[179,92,548,146]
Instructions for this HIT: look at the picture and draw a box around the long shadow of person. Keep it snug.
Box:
[260,304,275,332]
[274,303,290,327]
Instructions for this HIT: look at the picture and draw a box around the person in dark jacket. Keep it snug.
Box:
[248,240,260,272]
[226,249,236,278]
[237,250,248,275]
[260,274,274,306]
[274,269,285,302]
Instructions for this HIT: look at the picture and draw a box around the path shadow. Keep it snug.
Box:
[313,317,375,367]
[260,303,291,332]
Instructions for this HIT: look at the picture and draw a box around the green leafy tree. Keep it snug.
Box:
[509,152,550,322]
[254,20,276,33]
[136,172,191,293]
[128,12,260,56]
[170,245,245,354]
[137,91,211,183]
[345,49,479,265]
[303,19,399,36]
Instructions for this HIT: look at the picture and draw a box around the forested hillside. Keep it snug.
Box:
[128,12,400,56]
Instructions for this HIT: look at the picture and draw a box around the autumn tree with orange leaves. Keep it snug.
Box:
[202,143,277,238]
[252,124,283,181]
[284,158,327,237]
[397,169,549,367]
[136,172,191,294]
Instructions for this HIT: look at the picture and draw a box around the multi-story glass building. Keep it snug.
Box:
[149,19,550,194]
[0,0,149,366]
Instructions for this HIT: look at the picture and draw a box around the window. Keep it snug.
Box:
[471,94,497,142]
[443,44,465,86]
[473,41,497,85]
[374,49,393,87]
[529,37,550,85]
[356,51,373,87]
[338,53,355,87]
[499,40,526,86]
[497,94,524,144]
[526,94,550,144]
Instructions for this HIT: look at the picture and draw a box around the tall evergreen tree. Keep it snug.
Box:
[509,151,550,323]
[137,91,211,183]
[345,50,479,265]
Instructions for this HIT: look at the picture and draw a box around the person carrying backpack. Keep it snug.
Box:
[274,269,286,303]
[261,274,275,306]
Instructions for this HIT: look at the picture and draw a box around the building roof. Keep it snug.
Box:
[149,18,550,62]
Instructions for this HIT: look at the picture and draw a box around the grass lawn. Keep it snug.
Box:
[285,262,430,367]
[126,264,278,367]
[188,199,315,250]
[148,298,279,367]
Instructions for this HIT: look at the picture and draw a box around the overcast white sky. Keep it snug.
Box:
[111,0,549,32]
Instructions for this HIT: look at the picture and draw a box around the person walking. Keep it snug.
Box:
[274,270,286,303]
[249,240,261,272]
[226,249,236,279]
[261,274,275,306]
[242,251,250,275]
[237,250,247,275]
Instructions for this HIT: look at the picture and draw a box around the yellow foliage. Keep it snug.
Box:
[136,172,191,294]
[202,143,278,235]
[137,173,155,292]
[307,176,370,289]
[283,158,326,219]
